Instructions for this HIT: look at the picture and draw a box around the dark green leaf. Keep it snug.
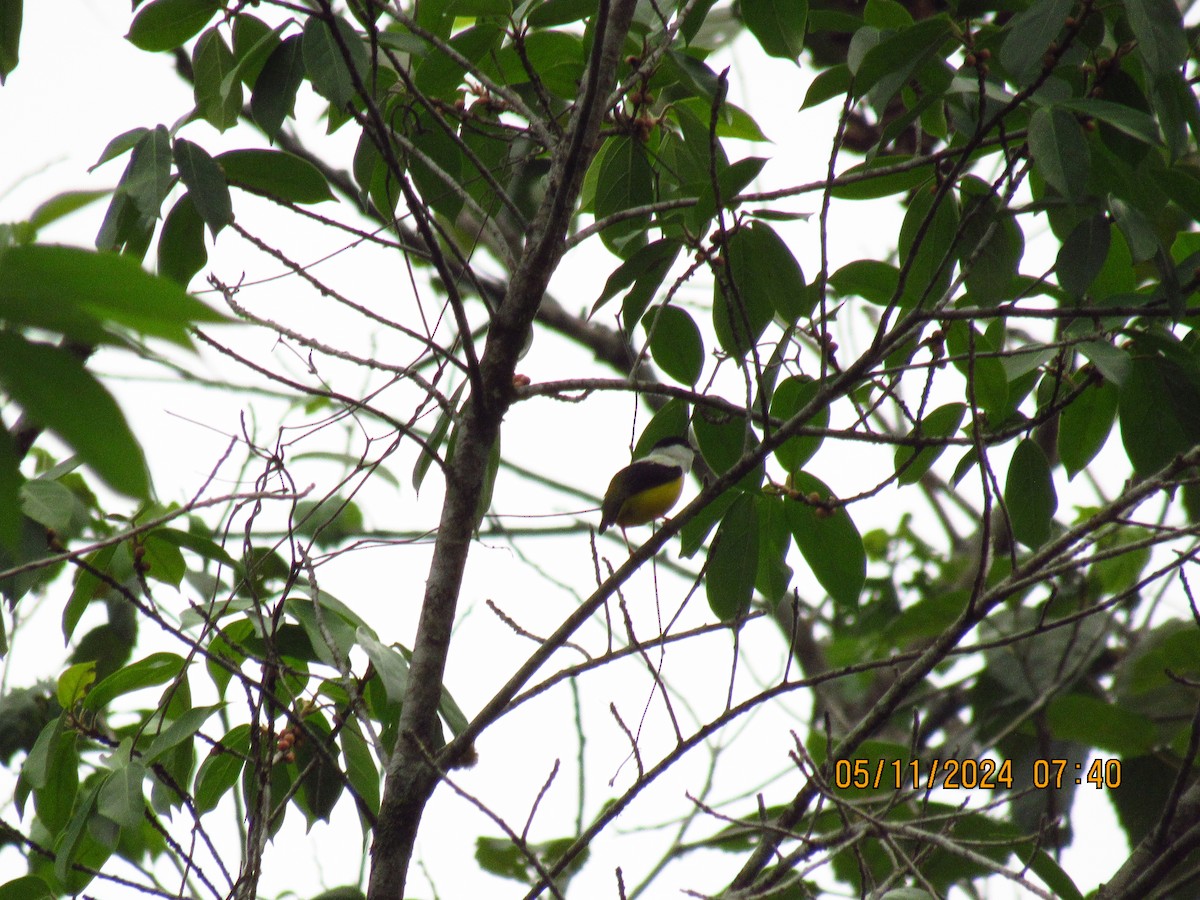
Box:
[158,193,208,286]
[594,137,654,257]
[1124,0,1188,79]
[1018,848,1084,900]
[82,652,186,712]
[1119,350,1196,474]
[217,148,336,204]
[252,35,305,142]
[894,402,965,484]
[192,27,241,131]
[0,0,21,84]
[0,876,54,900]
[1079,341,1130,385]
[741,0,806,59]
[898,184,959,306]
[832,157,933,200]
[413,23,501,99]
[706,493,759,621]
[1029,106,1089,203]
[784,471,865,608]
[1005,438,1057,548]
[1059,377,1117,478]
[958,188,1024,305]
[0,423,19,549]
[122,125,174,220]
[802,64,851,109]
[126,0,219,52]
[230,14,280,87]
[173,139,232,236]
[90,127,150,173]
[0,243,227,344]
[592,240,680,319]
[771,375,828,472]
[754,494,793,604]
[644,305,704,385]
[194,725,249,813]
[1046,693,1154,756]
[1056,214,1110,298]
[1056,98,1162,147]
[997,0,1070,85]
[0,334,149,498]
[713,224,780,355]
[302,13,369,108]
[830,259,899,305]
[1109,195,1159,262]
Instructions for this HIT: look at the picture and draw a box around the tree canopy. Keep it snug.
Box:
[3,0,1200,897]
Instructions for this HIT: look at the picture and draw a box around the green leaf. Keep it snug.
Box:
[832,157,934,200]
[302,13,369,108]
[28,190,109,231]
[784,471,865,608]
[771,375,828,471]
[714,224,779,356]
[741,0,807,60]
[1018,849,1084,900]
[1046,693,1154,756]
[0,243,226,344]
[194,725,249,813]
[217,149,335,204]
[157,193,208,286]
[998,0,1070,86]
[413,23,500,99]
[19,479,75,532]
[0,334,149,498]
[0,876,54,900]
[897,184,959,306]
[122,125,174,220]
[144,704,220,763]
[0,0,21,84]
[802,64,851,110]
[1029,106,1090,203]
[0,423,19,549]
[1109,195,1159,263]
[594,137,654,257]
[192,27,241,131]
[1124,0,1188,79]
[126,0,219,52]
[706,493,759,621]
[1056,98,1163,147]
[1004,438,1057,548]
[754,495,793,604]
[1059,377,1117,478]
[894,403,965,484]
[173,139,232,236]
[97,751,147,829]
[1119,348,1198,475]
[56,662,96,708]
[829,259,899,305]
[230,14,281,88]
[593,242,680,320]
[83,652,186,712]
[1056,214,1110,298]
[252,35,305,142]
[357,628,409,704]
[644,305,704,385]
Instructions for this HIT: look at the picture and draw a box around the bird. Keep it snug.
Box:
[599,436,695,538]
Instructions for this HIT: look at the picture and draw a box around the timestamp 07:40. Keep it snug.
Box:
[832,757,1122,791]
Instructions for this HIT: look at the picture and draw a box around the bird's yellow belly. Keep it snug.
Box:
[616,476,683,527]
